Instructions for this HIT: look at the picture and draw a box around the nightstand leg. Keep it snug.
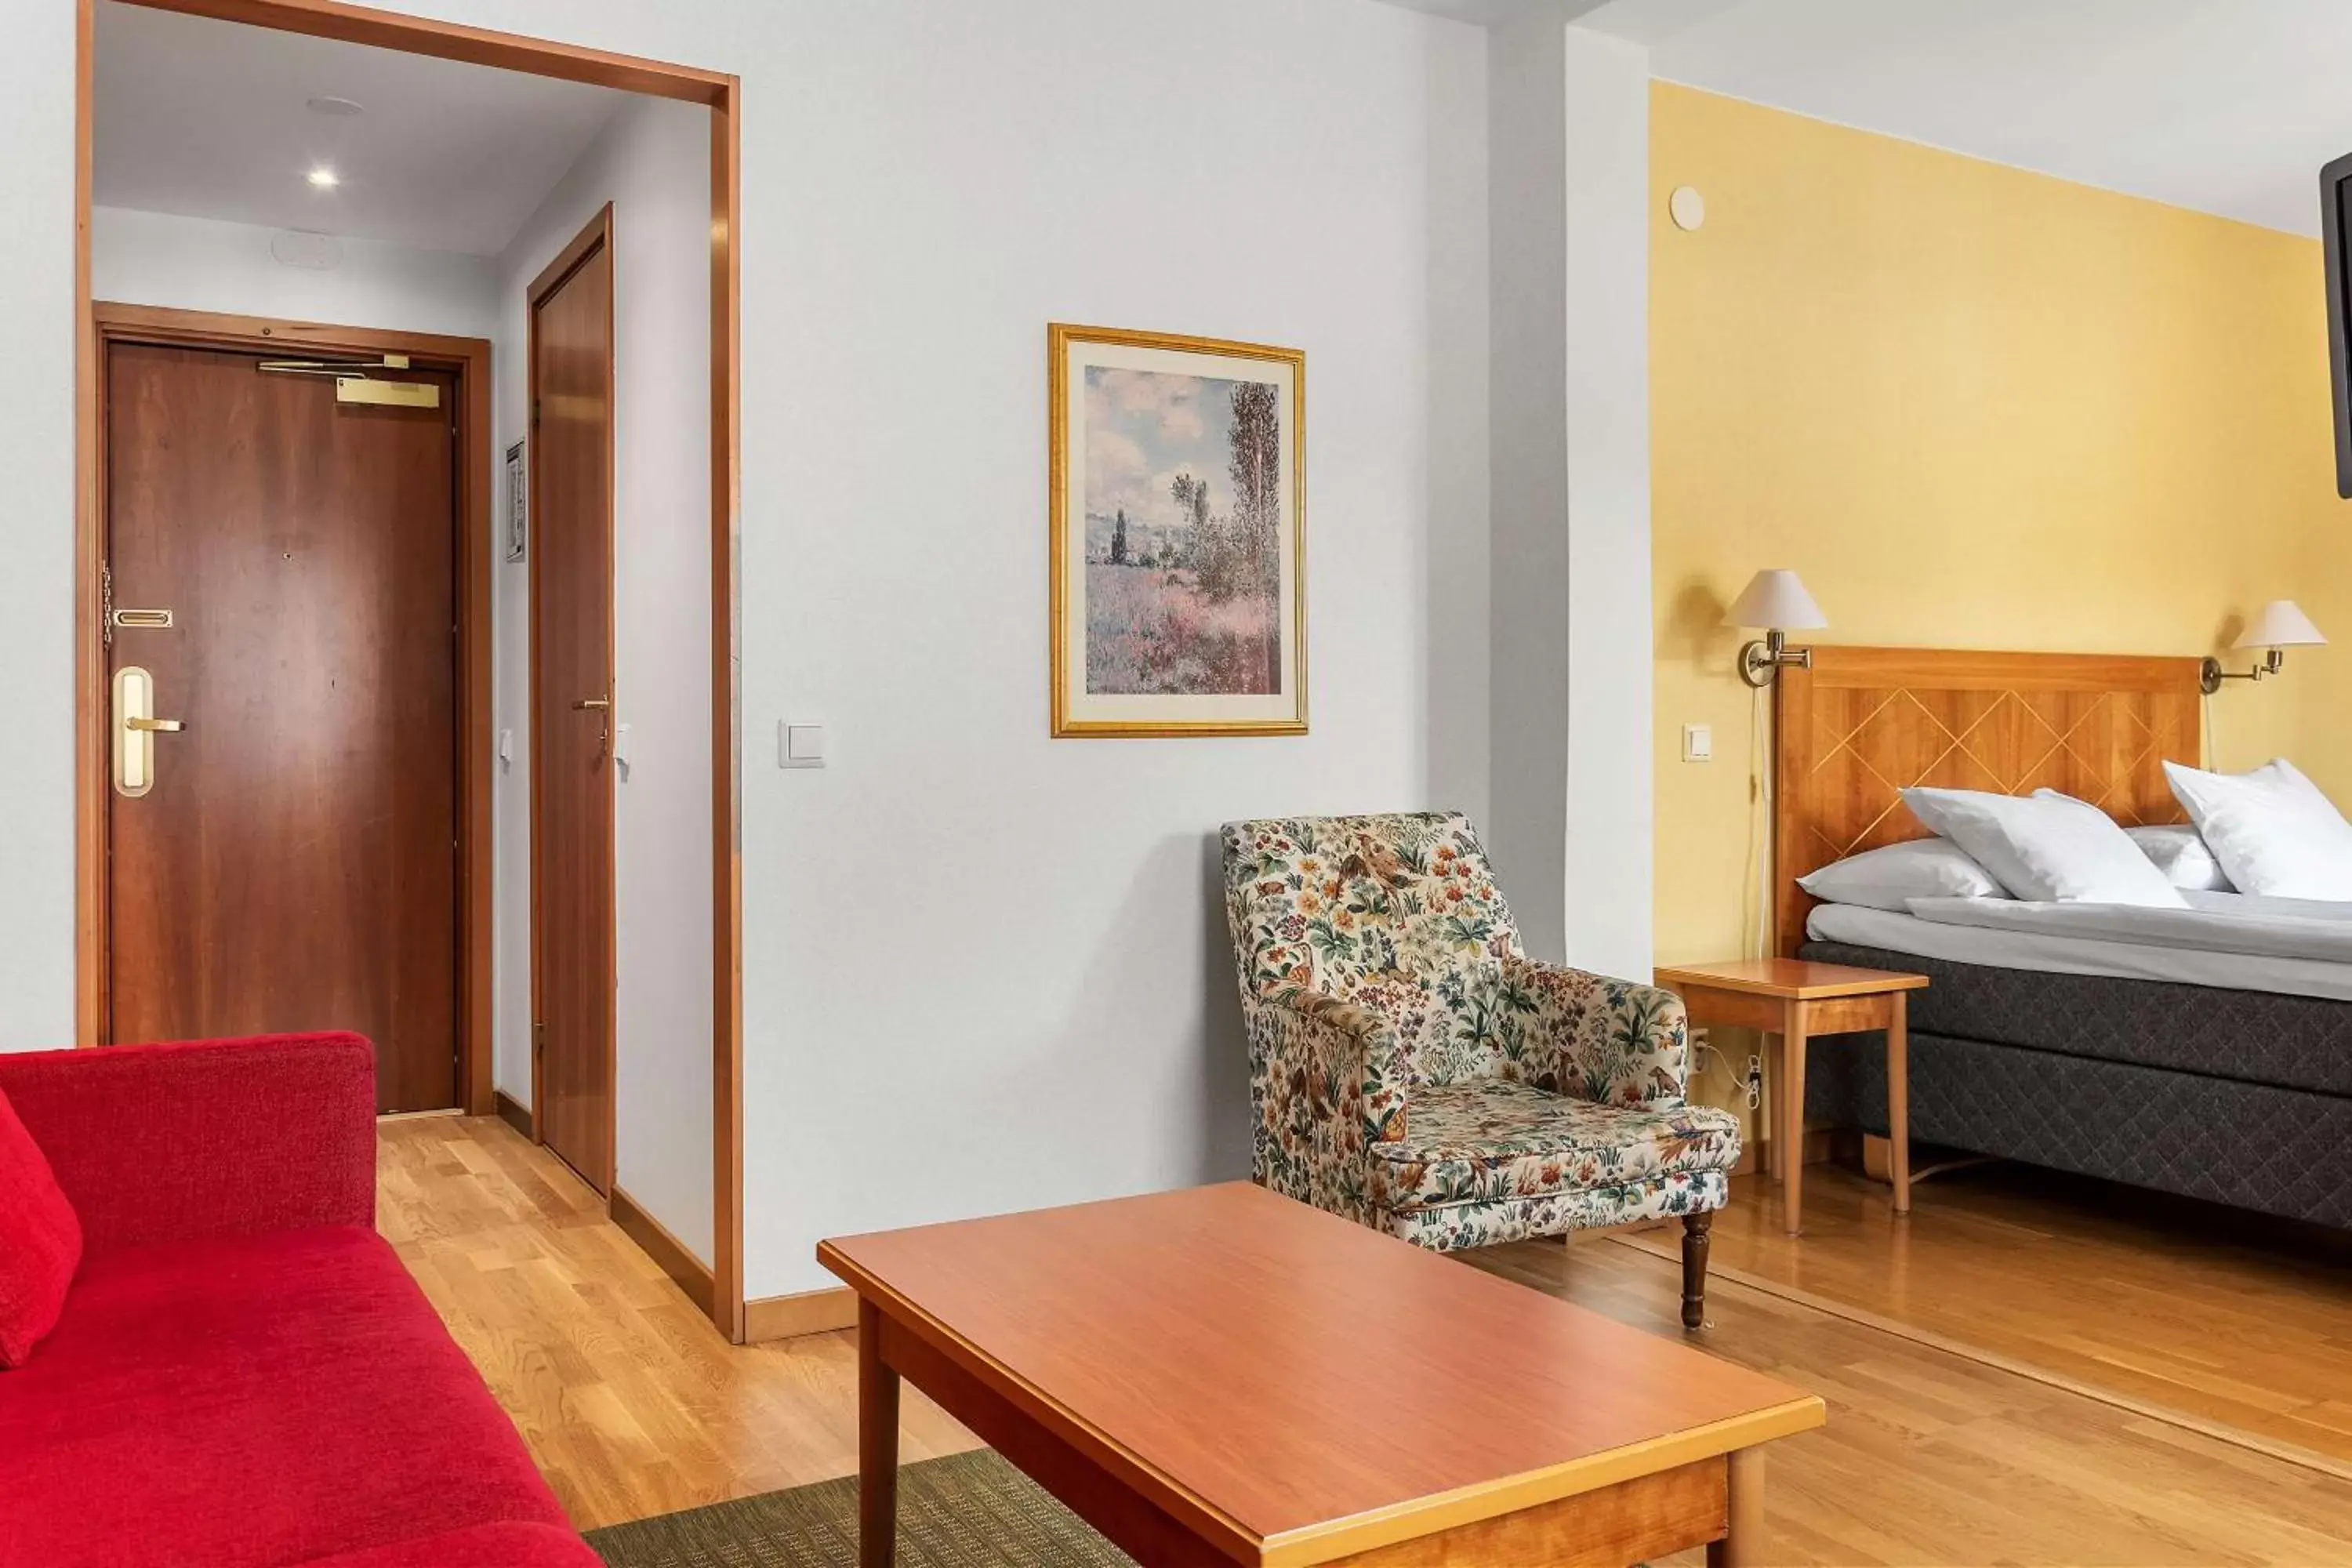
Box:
[1887,993,1911,1216]
[1763,1032,1785,1182]
[1780,1003,1807,1236]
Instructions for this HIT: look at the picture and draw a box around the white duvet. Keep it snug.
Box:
[1903,890,2352,962]
[1806,890,2352,1001]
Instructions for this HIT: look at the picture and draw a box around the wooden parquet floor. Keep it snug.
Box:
[1627,1158,2352,1467]
[381,1117,2352,1563]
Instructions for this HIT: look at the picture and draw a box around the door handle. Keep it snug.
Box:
[574,695,612,758]
[113,666,184,797]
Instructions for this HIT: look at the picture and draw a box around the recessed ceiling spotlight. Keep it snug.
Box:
[307,167,339,189]
[306,95,364,116]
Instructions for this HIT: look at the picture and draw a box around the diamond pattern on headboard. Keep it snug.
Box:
[1773,648,2204,954]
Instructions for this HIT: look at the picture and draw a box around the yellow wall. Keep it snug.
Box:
[1652,81,2350,997]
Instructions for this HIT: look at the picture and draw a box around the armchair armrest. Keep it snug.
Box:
[1249,993,1409,1144]
[1246,991,1410,1223]
[1495,956,1691,1107]
[0,1033,376,1255]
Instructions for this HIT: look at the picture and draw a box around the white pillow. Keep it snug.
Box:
[2027,793,2236,891]
[2162,759,2352,900]
[2121,824,2235,892]
[1797,837,2008,912]
[1899,786,2187,906]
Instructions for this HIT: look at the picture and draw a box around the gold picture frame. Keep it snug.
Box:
[1049,323,1307,737]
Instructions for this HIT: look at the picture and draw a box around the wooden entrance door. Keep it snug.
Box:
[104,339,460,1112]
[529,208,618,1195]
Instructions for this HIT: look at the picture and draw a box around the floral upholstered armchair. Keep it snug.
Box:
[1221,811,1743,1329]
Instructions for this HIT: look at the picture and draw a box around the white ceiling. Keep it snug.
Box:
[94,1,628,257]
[1384,0,2352,238]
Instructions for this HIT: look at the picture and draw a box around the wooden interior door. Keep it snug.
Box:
[530,210,618,1195]
[104,340,460,1112]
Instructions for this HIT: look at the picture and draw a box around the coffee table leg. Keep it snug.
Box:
[1708,1446,1766,1568]
[858,1296,899,1568]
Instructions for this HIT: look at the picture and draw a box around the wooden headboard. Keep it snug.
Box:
[1774,648,2204,954]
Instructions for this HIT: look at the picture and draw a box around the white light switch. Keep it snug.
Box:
[1682,723,1713,763]
[781,720,826,768]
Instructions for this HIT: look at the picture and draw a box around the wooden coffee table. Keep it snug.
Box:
[818,1182,1823,1566]
[1655,958,1929,1236]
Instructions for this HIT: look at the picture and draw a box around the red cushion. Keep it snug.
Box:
[0,1033,376,1254]
[0,1225,574,1567]
[0,1083,81,1367]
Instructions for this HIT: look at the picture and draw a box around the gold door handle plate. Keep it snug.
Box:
[573,697,611,710]
[113,666,183,797]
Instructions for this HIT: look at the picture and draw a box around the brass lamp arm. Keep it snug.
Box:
[1739,629,1814,688]
[2199,648,2285,695]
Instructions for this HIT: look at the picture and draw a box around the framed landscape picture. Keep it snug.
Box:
[1049,323,1306,737]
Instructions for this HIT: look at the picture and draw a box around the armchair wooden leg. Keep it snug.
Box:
[1681,1211,1713,1331]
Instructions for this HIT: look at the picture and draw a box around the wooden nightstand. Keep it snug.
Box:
[1653,959,1929,1236]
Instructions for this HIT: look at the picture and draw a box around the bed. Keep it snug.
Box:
[1775,647,2352,1228]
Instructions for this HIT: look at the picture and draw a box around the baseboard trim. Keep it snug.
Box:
[609,1186,716,1316]
[744,1286,858,1342]
[492,1089,533,1140]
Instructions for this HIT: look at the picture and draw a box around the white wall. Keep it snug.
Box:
[1559,25,1652,983]
[92,206,498,339]
[1425,30,1493,831]
[739,0,1484,1297]
[2,0,1493,1305]
[492,95,714,1261]
[0,0,82,1050]
[1484,16,1653,979]
[1486,9,1572,963]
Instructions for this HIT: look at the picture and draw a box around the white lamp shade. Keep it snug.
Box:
[2234,600,2328,650]
[1725,569,1828,632]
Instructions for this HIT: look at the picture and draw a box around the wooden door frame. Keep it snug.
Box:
[72,0,748,1344]
[525,202,618,1196]
[87,302,493,1119]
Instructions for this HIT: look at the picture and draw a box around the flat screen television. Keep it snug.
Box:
[2322,151,2352,497]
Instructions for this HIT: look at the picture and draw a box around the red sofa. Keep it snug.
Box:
[0,1034,601,1568]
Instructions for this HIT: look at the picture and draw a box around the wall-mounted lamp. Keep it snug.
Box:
[1729,569,1828,688]
[2200,600,2328,694]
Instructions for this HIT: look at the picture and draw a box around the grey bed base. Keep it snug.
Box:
[1796,940,2352,1229]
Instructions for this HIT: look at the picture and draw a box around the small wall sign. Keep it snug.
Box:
[505,439,527,562]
